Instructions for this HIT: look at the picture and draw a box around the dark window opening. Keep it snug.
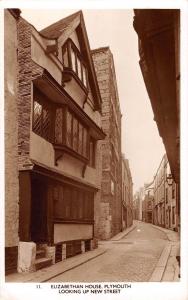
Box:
[55,244,62,263]
[62,39,88,88]
[89,138,96,168]
[66,240,82,258]
[53,183,94,222]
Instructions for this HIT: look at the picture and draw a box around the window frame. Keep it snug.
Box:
[62,39,89,90]
[54,106,89,161]
[32,86,90,164]
[32,87,55,142]
[53,183,94,223]
[88,137,96,168]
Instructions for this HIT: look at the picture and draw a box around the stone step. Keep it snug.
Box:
[36,243,47,250]
[35,257,52,271]
[36,249,46,259]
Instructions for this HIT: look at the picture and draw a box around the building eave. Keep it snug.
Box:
[133,9,180,184]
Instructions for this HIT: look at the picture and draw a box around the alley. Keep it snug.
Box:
[49,222,168,282]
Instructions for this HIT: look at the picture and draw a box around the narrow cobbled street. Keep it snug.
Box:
[49,222,168,282]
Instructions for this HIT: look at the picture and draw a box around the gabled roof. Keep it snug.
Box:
[40,11,102,111]
[40,11,81,39]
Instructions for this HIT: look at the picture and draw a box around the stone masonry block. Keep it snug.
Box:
[18,242,36,273]
[46,246,56,265]
[81,241,85,253]
[62,243,66,260]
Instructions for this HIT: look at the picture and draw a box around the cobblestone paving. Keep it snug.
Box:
[49,222,168,282]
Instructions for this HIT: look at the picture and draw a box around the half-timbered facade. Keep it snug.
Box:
[5,10,105,273]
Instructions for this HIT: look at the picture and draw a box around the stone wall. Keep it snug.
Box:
[5,10,19,249]
[4,9,20,274]
[92,48,122,239]
[17,17,43,170]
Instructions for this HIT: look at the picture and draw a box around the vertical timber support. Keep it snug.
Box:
[19,171,32,242]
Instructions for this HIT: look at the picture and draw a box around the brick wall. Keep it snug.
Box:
[17,17,43,170]
[92,48,122,239]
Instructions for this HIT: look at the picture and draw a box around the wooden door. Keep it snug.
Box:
[31,178,48,243]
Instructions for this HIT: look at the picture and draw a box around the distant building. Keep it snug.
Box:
[133,188,143,221]
[133,193,139,220]
[164,161,177,230]
[153,154,177,230]
[134,9,180,230]
[153,155,167,227]
[5,10,105,274]
[142,182,154,224]
[122,155,133,229]
[92,47,122,239]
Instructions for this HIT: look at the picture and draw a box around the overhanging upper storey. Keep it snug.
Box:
[133,9,180,184]
[32,70,105,166]
[40,11,102,112]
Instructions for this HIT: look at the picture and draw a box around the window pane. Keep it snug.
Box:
[82,65,87,86]
[53,186,59,218]
[82,128,88,157]
[42,106,51,141]
[70,48,77,73]
[33,101,42,134]
[89,193,94,220]
[55,108,63,144]
[89,139,95,167]
[77,57,82,80]
[66,110,72,147]
[63,187,71,219]
[78,123,83,155]
[54,185,64,218]
[77,191,83,219]
[73,117,78,152]
[71,189,78,219]
[63,46,69,68]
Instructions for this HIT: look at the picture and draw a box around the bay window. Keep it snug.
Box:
[62,39,88,89]
[33,86,98,166]
[53,183,94,223]
[54,107,89,160]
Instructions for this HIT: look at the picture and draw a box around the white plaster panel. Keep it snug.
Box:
[54,224,93,243]
[31,36,62,85]
[70,31,80,50]
[85,166,97,185]
[30,133,98,185]
[63,78,85,108]
[57,153,82,178]
[30,132,54,166]
[84,103,101,127]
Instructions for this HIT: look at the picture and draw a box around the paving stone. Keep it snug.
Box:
[49,222,167,282]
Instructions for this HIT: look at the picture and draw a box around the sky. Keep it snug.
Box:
[21,9,165,192]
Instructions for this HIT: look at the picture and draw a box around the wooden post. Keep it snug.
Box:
[19,171,32,241]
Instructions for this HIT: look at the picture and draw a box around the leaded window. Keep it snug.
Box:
[73,117,78,152]
[89,138,95,167]
[33,88,90,162]
[53,183,94,222]
[33,93,52,142]
[66,110,73,147]
[55,108,63,144]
